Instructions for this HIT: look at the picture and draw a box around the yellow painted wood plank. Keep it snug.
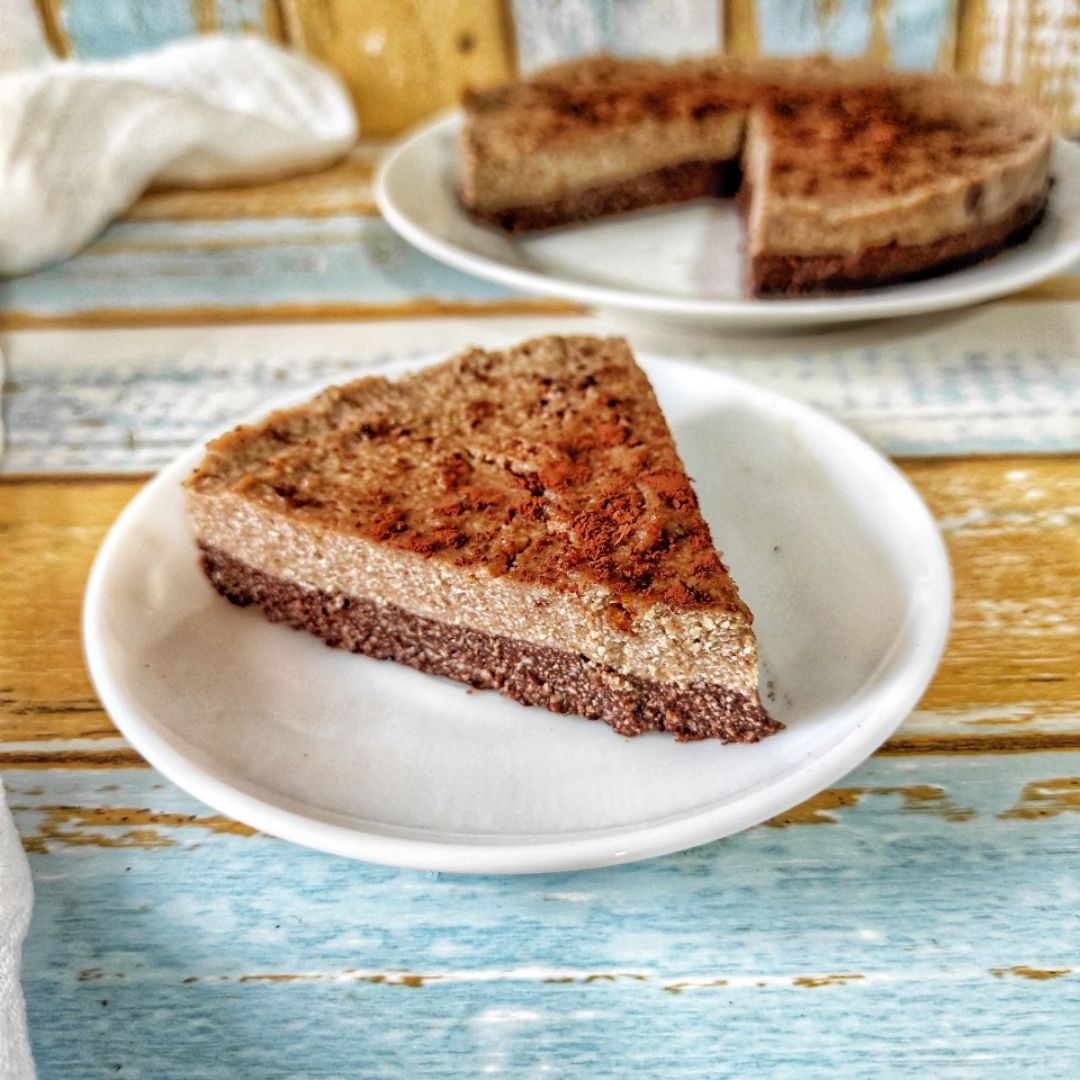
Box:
[910,456,1080,724]
[2,455,1078,762]
[279,0,514,136]
[1009,276,1080,302]
[18,804,257,853]
[0,478,138,742]
[0,298,584,332]
[6,278,1080,332]
[124,157,378,222]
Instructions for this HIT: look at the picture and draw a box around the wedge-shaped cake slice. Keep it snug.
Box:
[185,336,777,742]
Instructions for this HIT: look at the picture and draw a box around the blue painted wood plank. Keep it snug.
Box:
[4,301,1080,473]
[0,216,522,317]
[9,753,1080,1077]
[56,0,275,60]
[510,0,722,74]
[748,0,955,70]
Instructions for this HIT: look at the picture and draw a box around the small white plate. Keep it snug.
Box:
[376,113,1080,329]
[83,356,950,874]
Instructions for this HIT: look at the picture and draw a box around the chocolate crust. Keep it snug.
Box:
[750,187,1049,296]
[200,544,779,743]
[467,159,742,233]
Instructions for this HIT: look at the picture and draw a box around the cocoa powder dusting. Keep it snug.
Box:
[187,336,749,621]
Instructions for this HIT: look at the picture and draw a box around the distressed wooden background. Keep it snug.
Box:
[1,143,1080,1074]
[6,0,1079,134]
[2,1,1080,1075]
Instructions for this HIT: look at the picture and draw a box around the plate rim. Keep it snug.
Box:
[82,355,952,874]
[374,111,1080,327]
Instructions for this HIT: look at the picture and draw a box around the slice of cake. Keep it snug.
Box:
[459,55,1052,296]
[185,336,777,742]
[743,69,1052,295]
[461,55,755,232]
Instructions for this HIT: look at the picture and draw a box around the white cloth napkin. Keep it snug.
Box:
[0,778,34,1080]
[0,33,357,276]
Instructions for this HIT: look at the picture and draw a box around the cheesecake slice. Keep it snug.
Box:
[743,68,1052,294]
[460,55,1052,296]
[185,335,777,742]
[461,55,755,231]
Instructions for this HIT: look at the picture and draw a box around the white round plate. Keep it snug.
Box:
[84,356,950,874]
[376,113,1080,329]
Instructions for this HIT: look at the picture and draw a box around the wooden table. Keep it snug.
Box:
[2,163,1079,1077]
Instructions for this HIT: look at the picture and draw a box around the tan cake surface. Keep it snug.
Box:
[186,336,776,741]
[460,55,1052,295]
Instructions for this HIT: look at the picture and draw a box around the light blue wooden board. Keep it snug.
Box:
[0,216,520,316]
[749,0,954,70]
[510,0,722,74]
[57,0,271,60]
[9,753,1080,1077]
[4,302,1080,472]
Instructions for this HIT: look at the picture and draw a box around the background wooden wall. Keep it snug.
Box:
[7,0,1079,134]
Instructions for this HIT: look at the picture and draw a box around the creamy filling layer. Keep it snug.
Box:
[465,104,1051,258]
[201,542,778,741]
[464,114,745,212]
[748,139,1052,256]
[188,491,759,693]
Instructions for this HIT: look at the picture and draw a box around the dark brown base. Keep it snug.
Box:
[750,189,1050,296]
[468,159,742,233]
[199,544,779,743]
[467,161,1049,296]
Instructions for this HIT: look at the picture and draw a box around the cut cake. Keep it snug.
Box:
[185,336,777,742]
[460,56,1052,295]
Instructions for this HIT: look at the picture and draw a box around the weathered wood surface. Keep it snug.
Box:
[126,147,381,222]
[958,0,1080,136]
[278,0,513,136]
[3,454,1077,763]
[1,202,1075,336]
[510,0,723,74]
[727,0,957,70]
[32,0,284,60]
[9,754,1080,1077]
[4,295,1080,476]
[11,0,1079,135]
[0,42,1078,1074]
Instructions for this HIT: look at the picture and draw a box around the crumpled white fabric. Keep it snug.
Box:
[0,778,34,1080]
[0,33,357,276]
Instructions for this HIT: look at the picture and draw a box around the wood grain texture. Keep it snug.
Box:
[726,0,958,70]
[5,301,1080,478]
[957,0,1080,135]
[510,0,722,75]
[279,0,514,135]
[0,215,547,326]
[33,0,284,60]
[125,155,379,222]
[2,455,1076,757]
[11,755,1080,1076]
[0,479,137,743]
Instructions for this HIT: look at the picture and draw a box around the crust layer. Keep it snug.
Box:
[468,160,741,232]
[750,187,1049,296]
[200,544,779,743]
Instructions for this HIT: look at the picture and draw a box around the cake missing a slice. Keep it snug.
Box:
[460,55,1052,296]
[185,336,778,742]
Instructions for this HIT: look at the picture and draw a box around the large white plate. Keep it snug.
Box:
[376,113,1080,329]
[83,356,950,874]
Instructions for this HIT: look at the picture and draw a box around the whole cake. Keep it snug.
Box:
[185,336,777,742]
[460,55,1053,295]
